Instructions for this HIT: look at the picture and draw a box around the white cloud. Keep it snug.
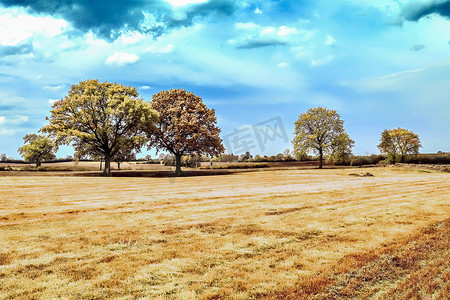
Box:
[232,22,313,49]
[277,62,288,68]
[0,7,68,46]
[43,84,65,91]
[325,35,336,46]
[48,99,59,105]
[140,86,152,90]
[117,32,146,45]
[278,26,298,36]
[105,51,139,66]
[310,55,334,67]
[255,7,263,14]
[0,93,24,105]
[13,115,29,124]
[261,27,276,35]
[0,115,29,125]
[298,18,311,25]
[0,129,17,136]
[145,44,175,54]
[235,22,259,30]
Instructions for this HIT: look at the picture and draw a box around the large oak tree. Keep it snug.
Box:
[293,107,354,169]
[42,79,158,176]
[378,128,421,163]
[148,89,224,176]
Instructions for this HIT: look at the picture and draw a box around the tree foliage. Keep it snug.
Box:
[148,89,224,175]
[18,134,57,167]
[377,128,421,163]
[328,133,355,165]
[293,107,354,168]
[41,79,158,176]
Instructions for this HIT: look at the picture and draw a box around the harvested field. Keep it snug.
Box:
[0,167,449,299]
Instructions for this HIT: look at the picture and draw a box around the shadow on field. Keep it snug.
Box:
[74,170,237,178]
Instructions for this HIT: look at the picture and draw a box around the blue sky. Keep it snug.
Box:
[0,0,449,159]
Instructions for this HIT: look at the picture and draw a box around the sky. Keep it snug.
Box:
[0,0,449,159]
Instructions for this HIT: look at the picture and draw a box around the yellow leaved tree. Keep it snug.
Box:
[377,128,421,163]
[41,79,158,176]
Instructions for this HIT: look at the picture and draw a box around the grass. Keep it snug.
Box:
[0,167,449,299]
[266,219,450,299]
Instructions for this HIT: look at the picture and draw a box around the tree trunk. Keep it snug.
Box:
[103,155,112,176]
[318,149,323,169]
[100,157,103,170]
[36,161,41,168]
[117,161,121,170]
[175,153,182,176]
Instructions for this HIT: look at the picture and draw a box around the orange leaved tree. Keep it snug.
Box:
[148,89,224,176]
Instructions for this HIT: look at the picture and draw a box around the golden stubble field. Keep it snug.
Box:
[0,167,449,299]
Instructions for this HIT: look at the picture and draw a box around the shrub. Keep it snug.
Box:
[350,155,386,166]
[163,155,202,167]
[405,154,450,164]
[208,163,270,169]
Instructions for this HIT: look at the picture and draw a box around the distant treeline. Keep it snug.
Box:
[1,152,449,167]
[0,157,94,164]
[347,153,450,166]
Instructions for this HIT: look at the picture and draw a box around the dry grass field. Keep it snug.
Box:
[0,167,449,299]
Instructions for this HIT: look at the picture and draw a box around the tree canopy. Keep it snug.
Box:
[378,128,421,163]
[148,89,224,176]
[41,79,158,176]
[293,107,354,168]
[18,134,57,167]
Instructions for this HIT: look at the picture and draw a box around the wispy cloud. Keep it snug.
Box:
[0,115,29,125]
[325,35,336,47]
[0,43,33,56]
[231,22,312,49]
[42,84,66,91]
[410,44,426,51]
[145,44,175,54]
[310,55,334,67]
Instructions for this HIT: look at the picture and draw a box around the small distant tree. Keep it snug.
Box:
[283,149,293,160]
[275,153,284,161]
[18,134,57,167]
[148,89,224,176]
[378,128,421,163]
[239,151,252,162]
[0,153,6,161]
[113,144,137,170]
[41,79,158,176]
[293,107,354,169]
[162,154,175,166]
